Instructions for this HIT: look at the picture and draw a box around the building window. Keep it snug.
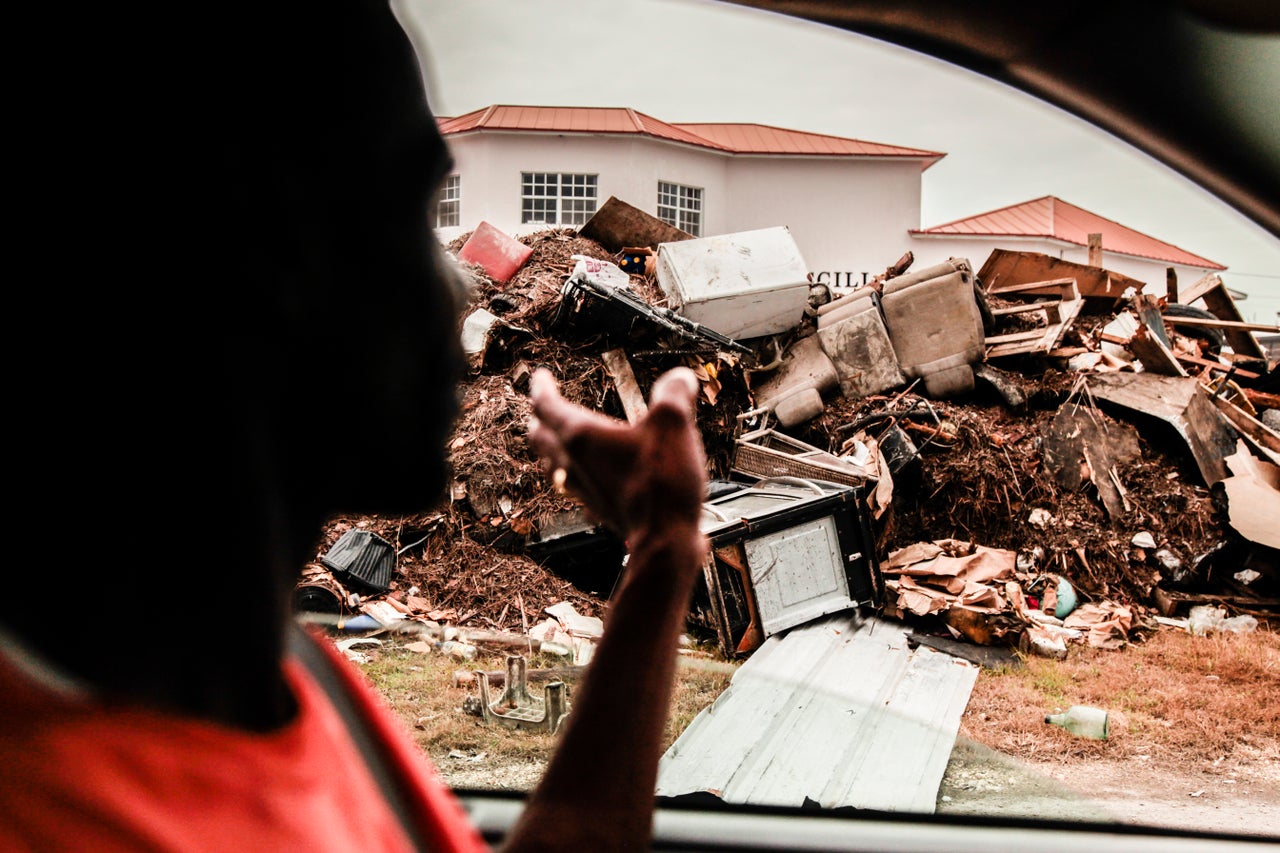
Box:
[435,175,460,228]
[657,181,702,236]
[521,172,598,226]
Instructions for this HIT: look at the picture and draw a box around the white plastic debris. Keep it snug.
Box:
[1027,508,1054,529]
[1131,531,1157,550]
[1187,605,1258,636]
[1234,569,1261,586]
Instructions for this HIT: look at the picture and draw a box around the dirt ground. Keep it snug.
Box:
[428,721,1280,837]
[360,622,1280,840]
[937,737,1280,836]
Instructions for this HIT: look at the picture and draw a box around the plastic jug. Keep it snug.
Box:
[1045,705,1109,740]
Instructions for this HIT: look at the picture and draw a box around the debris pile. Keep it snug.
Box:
[299,196,1279,669]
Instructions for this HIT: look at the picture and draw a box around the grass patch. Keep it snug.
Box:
[357,634,737,789]
[962,623,1280,767]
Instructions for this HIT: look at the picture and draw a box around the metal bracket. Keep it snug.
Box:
[477,654,570,734]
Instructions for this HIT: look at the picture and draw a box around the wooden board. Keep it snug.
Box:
[1174,273,1267,359]
[578,196,694,253]
[984,278,1084,358]
[979,248,1145,307]
[601,348,648,423]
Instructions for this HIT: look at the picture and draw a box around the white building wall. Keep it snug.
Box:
[436,133,925,286]
[721,158,923,287]
[436,133,729,244]
[908,234,1219,292]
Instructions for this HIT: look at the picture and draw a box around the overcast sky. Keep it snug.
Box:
[395,0,1280,324]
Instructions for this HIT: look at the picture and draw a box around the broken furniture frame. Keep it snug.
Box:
[732,427,876,490]
[978,248,1144,311]
[983,277,1085,359]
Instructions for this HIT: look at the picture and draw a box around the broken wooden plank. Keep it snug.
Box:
[601,347,649,423]
[984,329,1044,345]
[578,196,694,253]
[1042,402,1141,520]
[1202,386,1280,464]
[985,277,1079,297]
[1129,321,1188,377]
[979,248,1144,307]
[984,278,1084,359]
[991,300,1065,317]
[1153,587,1280,618]
[1174,272,1267,359]
[1175,353,1261,380]
[1086,372,1239,486]
[1161,316,1280,334]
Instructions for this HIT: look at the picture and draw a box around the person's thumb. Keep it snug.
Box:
[648,366,699,414]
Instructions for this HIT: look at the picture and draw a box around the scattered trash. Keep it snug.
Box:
[457,221,534,284]
[1044,705,1110,740]
[1053,577,1078,619]
[1131,531,1157,550]
[440,640,479,661]
[320,529,396,595]
[1187,605,1259,636]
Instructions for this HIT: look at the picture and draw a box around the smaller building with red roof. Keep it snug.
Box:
[911,195,1223,289]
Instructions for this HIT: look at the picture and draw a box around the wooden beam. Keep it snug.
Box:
[601,348,648,423]
[1161,315,1279,333]
[991,300,1064,316]
[1175,353,1261,380]
[1172,272,1267,358]
[1129,322,1187,377]
[1203,387,1280,461]
[985,277,1078,296]
[1087,233,1103,267]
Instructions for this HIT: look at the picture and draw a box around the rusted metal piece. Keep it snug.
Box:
[478,654,570,734]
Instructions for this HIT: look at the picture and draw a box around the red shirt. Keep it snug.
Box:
[0,633,490,853]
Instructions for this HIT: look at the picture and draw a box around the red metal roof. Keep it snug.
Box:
[437,106,942,167]
[675,123,944,168]
[913,195,1224,269]
[438,105,728,149]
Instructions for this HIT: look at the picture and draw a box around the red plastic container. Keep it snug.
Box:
[457,221,533,284]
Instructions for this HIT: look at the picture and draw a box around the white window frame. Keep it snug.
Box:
[521,172,598,226]
[657,181,703,236]
[435,174,460,228]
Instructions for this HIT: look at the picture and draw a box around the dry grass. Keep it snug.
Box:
[358,635,736,786]
[359,620,1280,797]
[962,623,1280,768]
